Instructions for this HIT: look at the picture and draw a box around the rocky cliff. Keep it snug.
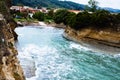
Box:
[0,0,18,40]
[63,27,120,53]
[0,13,25,80]
[0,0,25,80]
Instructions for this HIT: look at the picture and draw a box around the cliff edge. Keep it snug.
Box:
[0,0,25,80]
[63,27,120,54]
[0,14,25,80]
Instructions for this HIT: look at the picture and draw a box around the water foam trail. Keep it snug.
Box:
[69,42,91,51]
[113,53,120,58]
[20,44,74,80]
[18,44,72,79]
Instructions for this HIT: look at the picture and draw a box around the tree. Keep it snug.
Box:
[46,9,54,19]
[53,9,76,25]
[88,0,99,12]
[70,11,91,30]
[33,12,45,21]
[92,10,111,27]
[64,12,76,25]
[48,9,54,18]
[53,9,68,24]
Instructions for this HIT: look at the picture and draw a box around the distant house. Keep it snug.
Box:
[10,6,50,18]
[10,6,23,11]
[53,9,81,14]
[28,13,33,18]
[10,6,48,13]
[68,10,81,14]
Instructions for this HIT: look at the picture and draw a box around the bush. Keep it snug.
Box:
[89,10,109,28]
[53,9,120,31]
[47,9,54,19]
[33,12,45,21]
[53,9,76,25]
[70,11,91,30]
[64,12,76,25]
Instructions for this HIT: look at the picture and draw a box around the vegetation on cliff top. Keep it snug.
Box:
[52,0,120,31]
[31,8,120,32]
[69,10,120,30]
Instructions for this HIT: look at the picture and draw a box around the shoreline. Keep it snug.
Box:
[17,21,67,29]
[16,21,120,54]
[17,20,48,26]
[63,30,120,54]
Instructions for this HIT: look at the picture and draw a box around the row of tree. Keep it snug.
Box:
[12,0,120,31]
[32,9,120,31]
[53,9,120,30]
[32,10,54,21]
[32,0,119,31]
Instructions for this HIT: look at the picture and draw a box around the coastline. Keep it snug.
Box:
[16,21,120,54]
[63,27,120,54]
[17,21,67,29]
[17,21,47,26]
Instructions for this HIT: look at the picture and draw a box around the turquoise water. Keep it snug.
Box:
[15,26,120,80]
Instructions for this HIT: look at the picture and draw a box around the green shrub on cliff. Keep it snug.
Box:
[53,9,76,25]
[47,9,54,19]
[92,10,120,29]
[116,13,120,24]
[69,10,120,30]
[64,12,76,25]
[53,9,120,31]
[91,10,111,27]
[70,11,91,30]
[53,9,68,24]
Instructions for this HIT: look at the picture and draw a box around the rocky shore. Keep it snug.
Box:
[63,27,120,54]
[17,21,66,29]
[0,14,25,80]
[46,22,66,28]
[0,0,25,80]
[17,21,47,26]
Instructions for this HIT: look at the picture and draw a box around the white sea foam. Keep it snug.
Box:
[17,44,61,79]
[113,53,120,58]
[17,43,74,80]
[26,77,37,80]
[69,42,91,51]
[39,22,47,26]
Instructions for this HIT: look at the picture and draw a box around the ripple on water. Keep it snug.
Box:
[15,27,120,80]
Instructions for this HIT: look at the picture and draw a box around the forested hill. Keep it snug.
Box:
[12,0,85,10]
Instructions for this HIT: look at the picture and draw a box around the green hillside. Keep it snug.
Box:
[12,0,85,10]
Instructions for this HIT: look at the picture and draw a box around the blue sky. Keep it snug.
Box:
[68,0,120,9]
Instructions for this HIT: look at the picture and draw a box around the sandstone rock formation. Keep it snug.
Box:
[64,27,120,48]
[0,0,25,80]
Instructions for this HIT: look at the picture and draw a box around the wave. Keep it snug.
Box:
[69,42,91,51]
[17,44,58,79]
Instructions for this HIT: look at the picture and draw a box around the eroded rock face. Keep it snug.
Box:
[0,14,25,80]
[64,27,120,48]
[0,0,18,40]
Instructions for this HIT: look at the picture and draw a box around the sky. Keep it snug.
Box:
[68,0,120,9]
